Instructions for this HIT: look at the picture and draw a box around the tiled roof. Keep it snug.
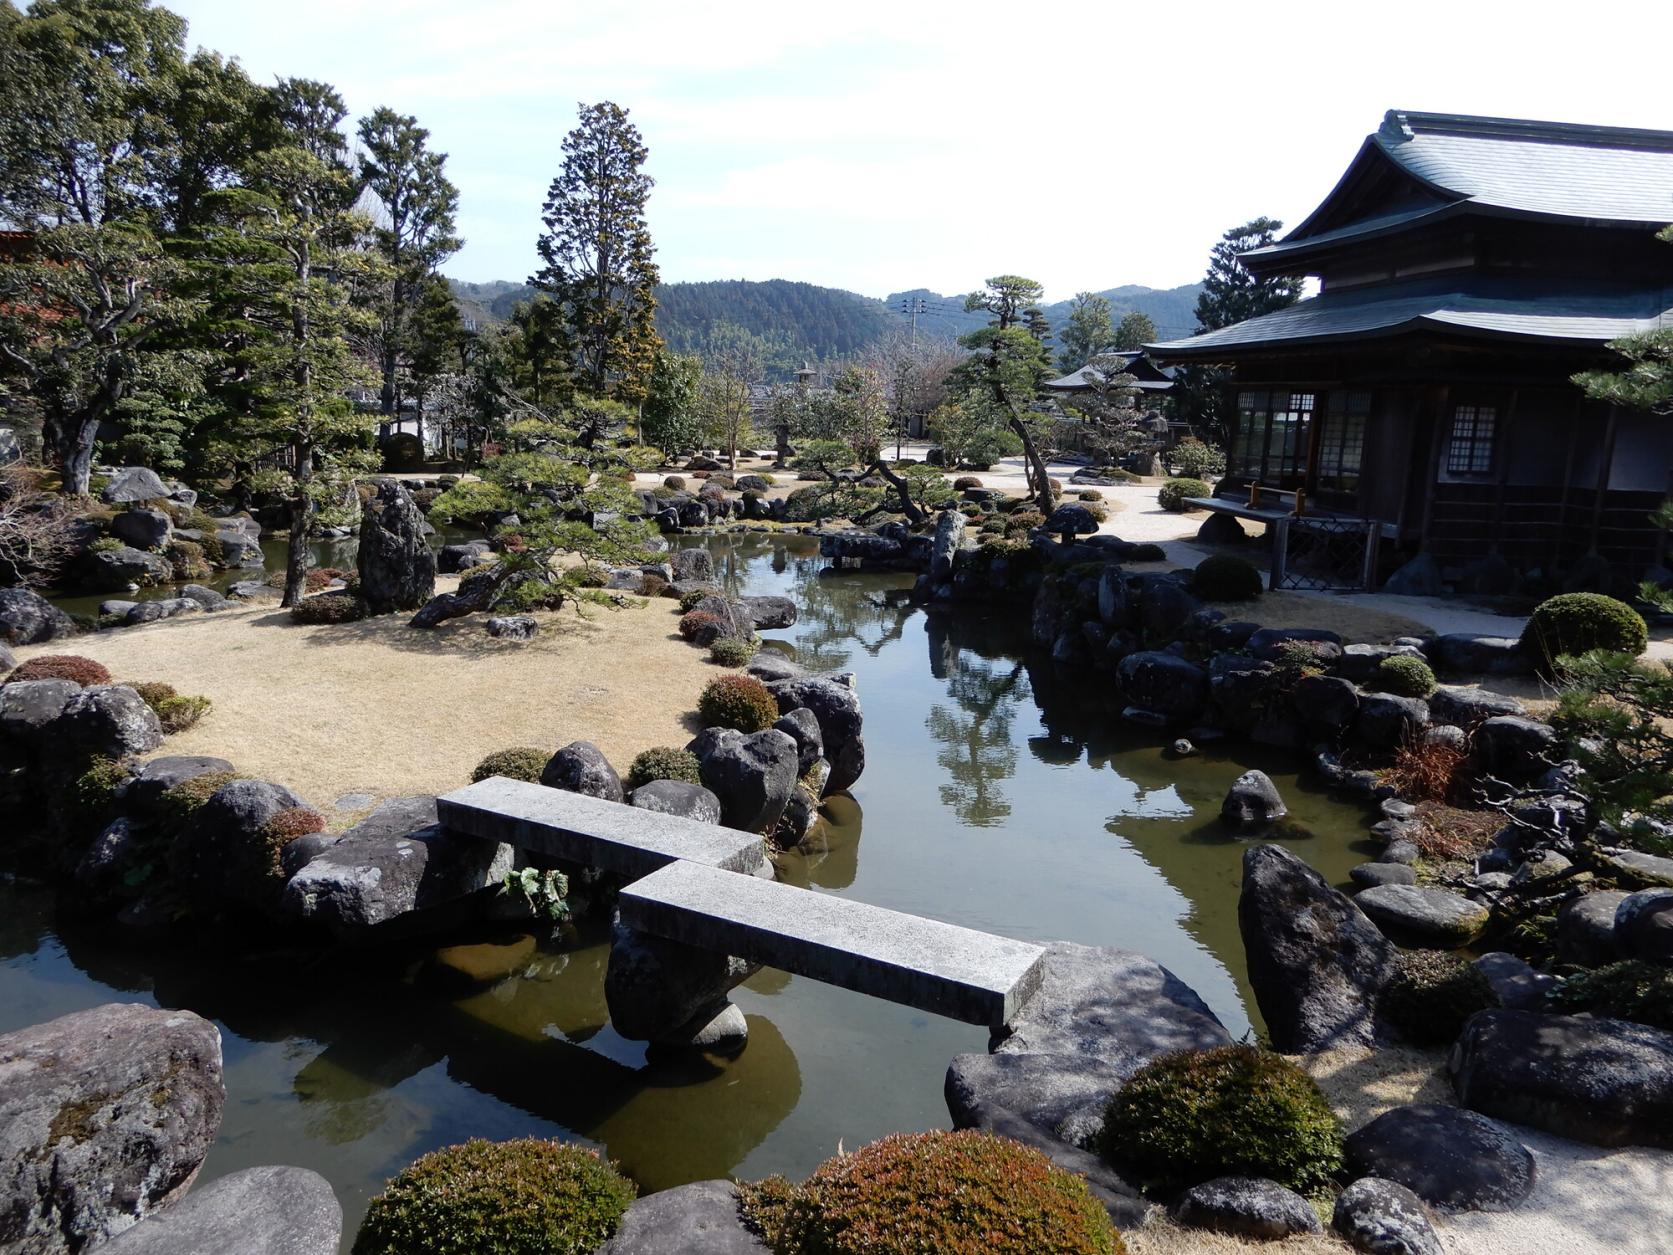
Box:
[1146,276,1673,361]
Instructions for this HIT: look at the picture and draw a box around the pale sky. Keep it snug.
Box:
[165,0,1672,302]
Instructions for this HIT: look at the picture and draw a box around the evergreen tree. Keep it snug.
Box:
[699,322,764,469]
[963,274,1044,330]
[200,78,380,607]
[358,107,461,430]
[1112,310,1157,351]
[508,296,573,411]
[532,101,663,401]
[1058,292,1112,373]
[641,348,704,458]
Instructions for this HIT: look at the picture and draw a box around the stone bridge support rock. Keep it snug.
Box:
[603,920,759,1053]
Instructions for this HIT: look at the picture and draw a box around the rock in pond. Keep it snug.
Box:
[738,595,797,630]
[604,920,754,1046]
[598,1179,767,1255]
[1355,884,1490,947]
[1345,1104,1534,1213]
[1332,1177,1442,1255]
[1449,1009,1673,1147]
[0,588,76,647]
[282,796,516,938]
[1173,1176,1322,1240]
[696,727,799,834]
[766,675,864,794]
[1221,768,1286,828]
[1115,650,1208,726]
[0,1002,225,1253]
[100,1165,341,1255]
[541,740,625,802]
[1239,844,1395,1052]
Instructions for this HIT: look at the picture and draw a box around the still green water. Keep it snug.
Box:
[1,534,1377,1248]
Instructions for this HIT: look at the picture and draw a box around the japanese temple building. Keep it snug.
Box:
[1148,109,1673,594]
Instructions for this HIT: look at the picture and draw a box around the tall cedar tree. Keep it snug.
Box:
[532,102,662,402]
[1058,292,1112,372]
[0,0,197,494]
[1180,217,1302,443]
[201,78,380,607]
[357,107,461,432]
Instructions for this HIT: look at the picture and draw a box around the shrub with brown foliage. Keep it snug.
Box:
[679,609,724,642]
[289,592,369,625]
[641,573,668,598]
[1384,735,1469,805]
[129,680,212,733]
[4,654,111,686]
[742,1130,1120,1255]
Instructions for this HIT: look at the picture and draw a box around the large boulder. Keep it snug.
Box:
[1344,1105,1535,1213]
[1428,686,1525,729]
[697,727,799,833]
[766,675,865,793]
[1615,889,1673,964]
[598,1180,766,1255]
[79,546,173,590]
[0,678,80,759]
[1293,673,1360,735]
[672,547,715,582]
[99,466,169,504]
[357,482,437,614]
[99,1165,341,1255]
[0,1002,224,1252]
[109,507,172,551]
[737,595,796,630]
[929,509,966,580]
[1332,1177,1442,1255]
[996,942,1230,1066]
[1428,633,1530,677]
[772,708,823,776]
[1238,844,1395,1052]
[1115,651,1208,726]
[1173,1177,1322,1240]
[213,530,264,568]
[1449,1009,1673,1147]
[945,1051,1133,1150]
[113,756,235,816]
[1355,694,1429,750]
[1355,884,1490,947]
[630,780,723,825]
[603,920,754,1046]
[59,685,164,759]
[1474,716,1559,783]
[281,796,516,937]
[1221,769,1286,828]
[540,740,624,803]
[170,779,307,917]
[1556,890,1628,966]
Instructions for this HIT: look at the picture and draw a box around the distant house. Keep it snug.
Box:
[1041,350,1176,402]
[1148,110,1673,594]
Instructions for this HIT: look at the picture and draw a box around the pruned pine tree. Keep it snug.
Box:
[201,79,381,608]
[532,101,663,402]
[357,107,461,432]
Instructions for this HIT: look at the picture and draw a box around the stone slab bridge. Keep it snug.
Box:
[438,776,1049,1045]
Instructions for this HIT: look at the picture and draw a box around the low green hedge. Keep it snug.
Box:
[1157,478,1210,512]
[1520,592,1647,670]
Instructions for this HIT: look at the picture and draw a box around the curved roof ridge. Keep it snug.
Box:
[1381,109,1673,152]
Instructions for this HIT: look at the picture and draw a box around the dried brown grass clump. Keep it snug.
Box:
[1411,800,1502,860]
[1383,735,1468,804]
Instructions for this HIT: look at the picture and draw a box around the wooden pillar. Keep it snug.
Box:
[1418,383,1451,549]
[1554,394,1584,569]
[1490,387,1520,552]
[1588,404,1621,554]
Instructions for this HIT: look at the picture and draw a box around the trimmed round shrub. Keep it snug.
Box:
[1379,948,1499,1045]
[4,654,111,686]
[380,431,425,472]
[698,674,779,733]
[679,609,724,641]
[290,592,369,625]
[625,746,702,791]
[1375,654,1437,698]
[1546,960,1673,1031]
[128,680,211,733]
[664,475,686,490]
[709,636,757,667]
[742,1130,1121,1255]
[1157,478,1210,512]
[952,476,983,490]
[1520,592,1647,669]
[472,747,549,783]
[353,1137,635,1255]
[155,770,241,830]
[1077,488,1104,502]
[1190,554,1263,602]
[1099,1044,1343,1192]
[678,588,715,612]
[641,573,668,598]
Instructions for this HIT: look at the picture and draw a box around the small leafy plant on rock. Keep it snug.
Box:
[1379,948,1499,1045]
[698,674,780,733]
[742,1130,1122,1255]
[1099,1043,1343,1192]
[353,1137,634,1255]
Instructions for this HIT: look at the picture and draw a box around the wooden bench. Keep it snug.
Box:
[619,860,1047,1027]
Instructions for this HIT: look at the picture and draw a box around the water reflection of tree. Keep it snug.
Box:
[924,612,1033,828]
[731,537,915,673]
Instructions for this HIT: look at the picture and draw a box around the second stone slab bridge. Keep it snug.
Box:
[438,776,1050,1047]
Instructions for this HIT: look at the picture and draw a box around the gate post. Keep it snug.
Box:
[1271,517,1290,590]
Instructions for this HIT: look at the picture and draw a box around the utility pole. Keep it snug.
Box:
[899,295,926,349]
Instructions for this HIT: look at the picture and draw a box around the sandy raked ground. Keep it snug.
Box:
[15,575,715,824]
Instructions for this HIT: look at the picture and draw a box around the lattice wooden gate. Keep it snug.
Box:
[1271,516,1381,592]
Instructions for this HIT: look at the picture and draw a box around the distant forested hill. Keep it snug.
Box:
[446,276,1204,376]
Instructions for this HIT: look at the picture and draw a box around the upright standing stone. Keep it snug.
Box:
[357,481,436,614]
[930,509,966,579]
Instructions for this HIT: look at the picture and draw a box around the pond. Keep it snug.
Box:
[1,533,1379,1249]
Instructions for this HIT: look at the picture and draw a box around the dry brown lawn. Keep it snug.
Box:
[1201,590,1432,645]
[15,578,716,823]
